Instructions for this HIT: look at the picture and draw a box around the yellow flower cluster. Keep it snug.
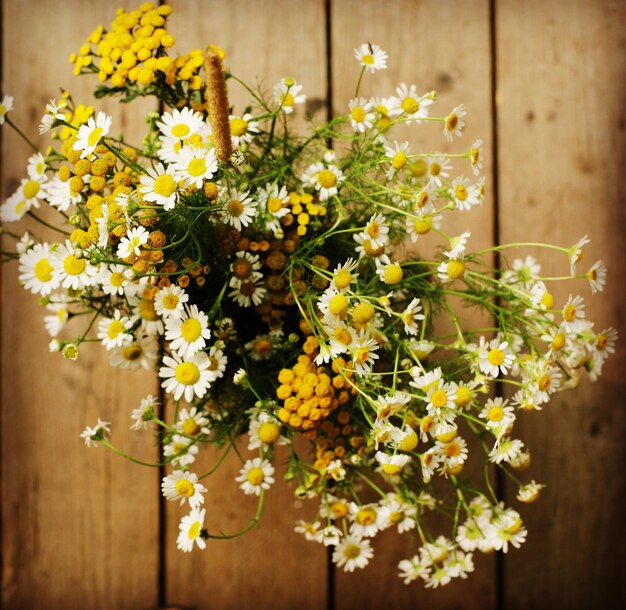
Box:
[281,192,327,237]
[70,2,178,88]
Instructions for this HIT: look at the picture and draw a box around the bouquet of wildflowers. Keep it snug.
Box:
[0,3,616,587]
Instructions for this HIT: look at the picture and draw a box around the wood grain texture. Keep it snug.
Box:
[1,2,159,609]
[162,2,329,609]
[496,1,626,608]
[330,1,497,608]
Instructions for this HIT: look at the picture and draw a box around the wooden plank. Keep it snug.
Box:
[330,1,497,608]
[1,2,159,608]
[162,2,329,609]
[496,1,626,608]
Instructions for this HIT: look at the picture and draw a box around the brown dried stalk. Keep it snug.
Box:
[204,47,232,162]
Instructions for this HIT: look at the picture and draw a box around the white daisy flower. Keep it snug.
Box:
[164,304,212,359]
[100,264,133,296]
[426,154,452,188]
[247,411,287,450]
[384,140,409,179]
[97,310,133,350]
[176,507,207,553]
[39,98,67,134]
[479,396,516,434]
[561,294,586,333]
[444,231,471,260]
[219,190,258,230]
[302,162,344,201]
[42,174,81,212]
[44,294,71,337]
[176,406,211,437]
[172,145,218,189]
[0,94,14,124]
[332,535,374,572]
[80,418,111,447]
[159,351,215,402]
[139,162,179,210]
[469,138,483,175]
[401,297,425,335]
[398,555,431,584]
[586,260,606,294]
[354,43,388,72]
[27,153,47,180]
[162,470,207,508]
[375,451,411,475]
[1,178,44,221]
[228,278,266,308]
[406,210,442,243]
[73,111,112,158]
[489,438,525,464]
[318,525,342,547]
[236,458,275,496]
[502,255,541,287]
[109,335,157,371]
[154,285,189,319]
[360,212,389,249]
[437,258,466,283]
[477,337,515,377]
[130,394,158,430]
[52,241,99,290]
[378,494,417,534]
[351,337,379,376]
[116,226,150,260]
[206,345,228,381]
[443,104,466,141]
[294,520,322,541]
[390,83,432,122]
[348,97,375,132]
[516,481,545,503]
[568,235,590,274]
[229,113,259,148]
[229,251,263,286]
[18,242,59,296]
[273,78,306,114]
[157,107,204,141]
[450,176,480,211]
[163,434,199,468]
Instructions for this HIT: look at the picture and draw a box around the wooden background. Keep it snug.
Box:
[1,1,625,609]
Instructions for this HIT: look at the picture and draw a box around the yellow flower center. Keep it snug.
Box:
[227,199,244,217]
[399,429,418,452]
[366,221,380,238]
[63,254,86,276]
[355,346,370,363]
[488,348,505,366]
[281,93,295,107]
[356,506,377,525]
[389,511,404,524]
[333,327,352,346]
[34,258,54,282]
[401,97,419,113]
[171,123,190,138]
[596,334,608,350]
[187,521,201,540]
[383,264,403,285]
[317,169,337,189]
[343,544,361,560]
[454,184,468,201]
[182,418,201,436]
[123,345,143,361]
[487,405,504,421]
[246,467,264,486]
[444,442,461,457]
[429,162,441,176]
[564,304,577,322]
[267,197,283,213]
[334,268,352,290]
[175,361,200,385]
[352,302,375,325]
[107,319,126,340]
[232,258,253,279]
[328,293,348,317]
[153,174,177,197]
[471,147,480,164]
[230,117,248,137]
[22,180,40,200]
[351,106,366,122]
[446,113,458,130]
[541,292,554,309]
[361,53,375,65]
[187,158,207,177]
[392,151,407,170]
[413,217,432,235]
[455,386,474,406]
[175,479,195,497]
[538,373,552,391]
[180,318,202,342]
[258,421,280,443]
[162,294,180,310]
[0,104,5,115]
[110,271,126,287]
[87,127,104,147]
[382,463,402,475]
[551,333,565,351]
[430,389,448,408]
[447,260,465,279]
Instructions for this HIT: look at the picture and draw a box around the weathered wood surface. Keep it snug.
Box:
[1,1,625,609]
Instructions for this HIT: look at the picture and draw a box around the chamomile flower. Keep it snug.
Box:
[593,327,618,362]
[477,337,515,377]
[73,111,112,158]
[302,162,344,201]
[561,294,586,333]
[219,190,258,230]
[401,297,425,335]
[489,437,525,464]
[516,481,545,503]
[354,43,388,73]
[18,243,59,296]
[139,162,179,210]
[165,304,211,359]
[157,107,204,141]
[333,536,374,572]
[206,345,228,381]
[258,183,290,236]
[162,470,207,508]
[80,418,111,447]
[248,411,287,450]
[348,97,375,132]
[229,113,259,148]
[479,397,515,435]
[44,295,71,337]
[360,212,389,249]
[52,241,99,290]
[398,556,431,584]
[294,520,322,541]
[159,351,214,402]
[469,138,483,175]
[378,494,417,533]
[100,264,133,296]
[176,507,206,553]
[443,104,466,140]
[503,255,541,287]
[236,458,275,496]
[375,451,411,475]
[130,395,158,431]
[39,98,67,134]
[26,153,47,181]
[0,94,14,125]
[273,78,306,113]
[154,285,189,319]
[391,83,432,122]
[109,335,157,371]
[228,277,267,308]
[1,178,45,221]
[163,434,199,468]
[97,310,133,350]
[437,258,466,283]
[384,140,409,179]
[406,209,442,242]
[351,337,380,376]
[568,235,590,274]
[444,231,471,260]
[330,258,359,291]
[116,226,150,260]
[172,145,218,189]
[586,260,606,294]
[450,176,480,211]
